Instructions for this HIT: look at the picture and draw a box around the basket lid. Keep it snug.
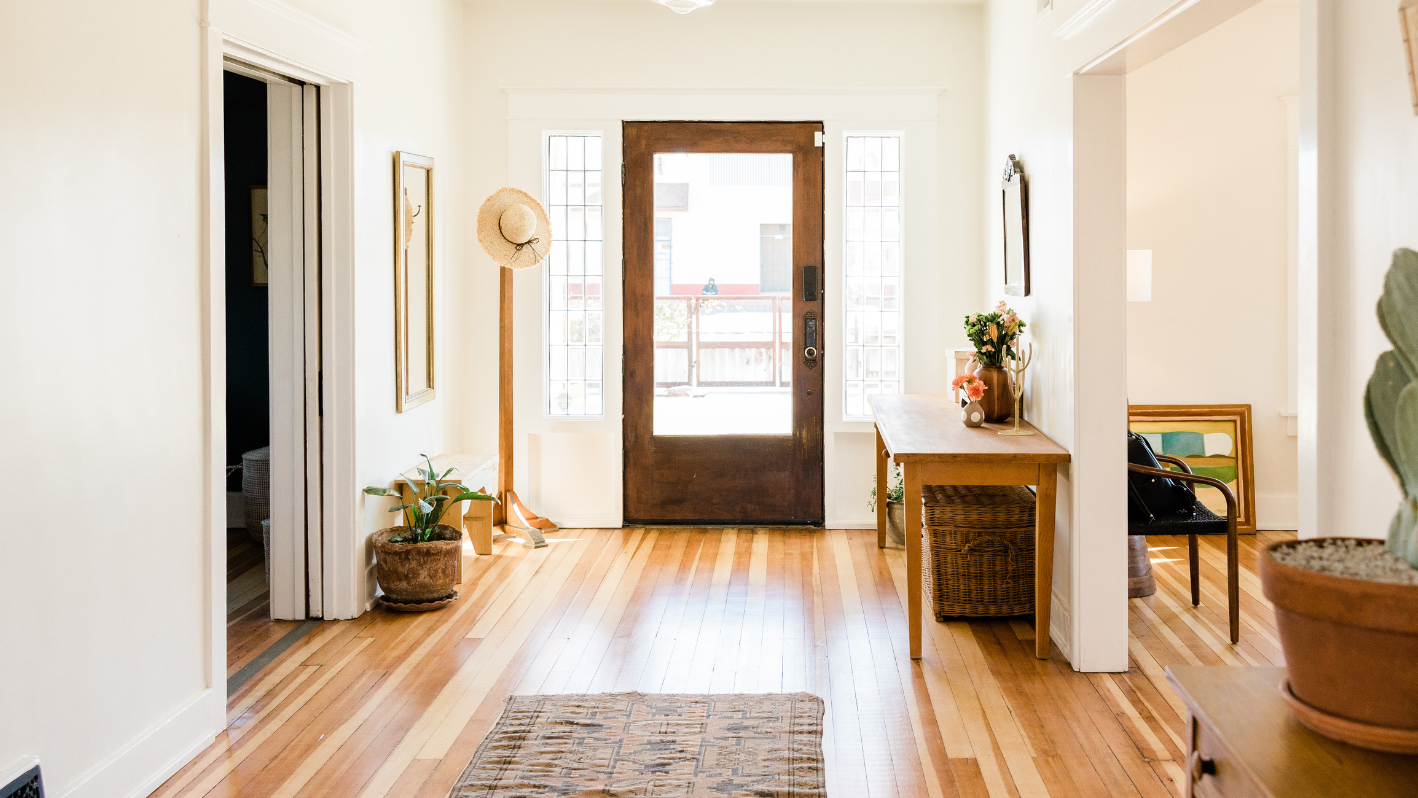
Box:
[242,446,270,462]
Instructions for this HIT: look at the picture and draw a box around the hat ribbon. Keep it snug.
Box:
[498,215,543,263]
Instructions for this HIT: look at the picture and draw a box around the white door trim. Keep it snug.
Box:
[199,20,360,718]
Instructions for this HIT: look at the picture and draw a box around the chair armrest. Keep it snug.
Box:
[1127,463,1237,522]
[1154,454,1193,474]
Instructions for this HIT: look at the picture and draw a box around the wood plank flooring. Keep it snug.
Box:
[161,528,1291,798]
[227,528,300,679]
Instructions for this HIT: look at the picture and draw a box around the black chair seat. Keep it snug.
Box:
[1128,502,1229,537]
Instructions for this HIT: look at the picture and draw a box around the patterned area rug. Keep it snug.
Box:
[449,692,826,797]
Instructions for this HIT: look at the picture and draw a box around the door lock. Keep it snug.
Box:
[804,312,819,368]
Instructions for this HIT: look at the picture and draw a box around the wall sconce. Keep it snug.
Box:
[1127,249,1152,302]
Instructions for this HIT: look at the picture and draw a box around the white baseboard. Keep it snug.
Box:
[1049,591,1072,665]
[59,689,222,798]
[827,516,876,529]
[549,514,622,529]
[1256,492,1298,531]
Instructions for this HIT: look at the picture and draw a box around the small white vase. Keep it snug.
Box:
[962,401,985,427]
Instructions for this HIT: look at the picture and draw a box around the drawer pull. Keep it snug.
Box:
[1188,751,1216,782]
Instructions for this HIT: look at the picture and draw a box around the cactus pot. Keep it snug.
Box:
[372,525,462,604]
[1260,538,1418,751]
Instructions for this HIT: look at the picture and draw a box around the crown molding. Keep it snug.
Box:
[221,0,370,52]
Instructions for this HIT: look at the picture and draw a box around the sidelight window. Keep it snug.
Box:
[843,134,903,420]
[544,133,604,417]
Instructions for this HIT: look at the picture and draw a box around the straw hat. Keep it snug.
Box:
[476,187,552,270]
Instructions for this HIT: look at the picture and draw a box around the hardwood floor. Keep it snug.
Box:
[227,528,300,680]
[160,528,1290,798]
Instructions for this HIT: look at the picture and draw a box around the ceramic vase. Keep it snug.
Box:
[961,401,985,427]
[973,364,1014,423]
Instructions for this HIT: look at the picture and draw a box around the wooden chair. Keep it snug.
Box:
[1128,454,1240,644]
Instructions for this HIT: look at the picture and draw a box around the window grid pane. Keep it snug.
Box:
[844,135,903,420]
[546,134,604,416]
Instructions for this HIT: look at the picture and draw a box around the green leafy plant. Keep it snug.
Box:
[364,454,497,543]
[869,463,904,512]
[963,301,1026,368]
[1364,248,1418,569]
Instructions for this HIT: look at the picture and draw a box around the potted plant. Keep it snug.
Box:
[870,463,906,546]
[364,455,497,610]
[1260,248,1418,753]
[951,373,989,427]
[963,302,1026,423]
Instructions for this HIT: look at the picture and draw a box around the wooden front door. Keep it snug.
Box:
[623,122,824,524]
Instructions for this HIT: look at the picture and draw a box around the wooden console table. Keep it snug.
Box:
[870,394,1069,660]
[1167,666,1418,797]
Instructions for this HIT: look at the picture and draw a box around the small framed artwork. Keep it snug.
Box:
[250,185,268,287]
[1128,404,1256,534]
[394,151,435,413]
[1002,154,1030,296]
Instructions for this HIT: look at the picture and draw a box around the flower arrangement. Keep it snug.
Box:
[951,374,988,407]
[963,301,1027,368]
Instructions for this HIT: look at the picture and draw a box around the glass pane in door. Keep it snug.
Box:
[652,153,793,435]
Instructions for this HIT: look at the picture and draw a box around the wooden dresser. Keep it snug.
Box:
[1166,666,1418,797]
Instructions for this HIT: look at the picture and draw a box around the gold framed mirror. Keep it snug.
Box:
[1002,154,1030,297]
[394,151,435,412]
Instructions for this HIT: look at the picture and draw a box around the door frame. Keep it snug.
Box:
[200,26,359,716]
[621,121,825,524]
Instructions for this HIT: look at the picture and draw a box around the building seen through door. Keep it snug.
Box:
[652,153,794,436]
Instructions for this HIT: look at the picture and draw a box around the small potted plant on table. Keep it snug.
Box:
[1260,248,1418,753]
[364,455,497,611]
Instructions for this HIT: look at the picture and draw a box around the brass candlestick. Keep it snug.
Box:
[998,341,1035,436]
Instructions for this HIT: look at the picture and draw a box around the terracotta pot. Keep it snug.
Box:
[1260,538,1418,741]
[886,500,904,546]
[372,525,462,603]
[973,364,1014,423]
[1127,535,1155,598]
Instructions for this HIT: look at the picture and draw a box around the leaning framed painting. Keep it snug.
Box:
[1128,404,1256,534]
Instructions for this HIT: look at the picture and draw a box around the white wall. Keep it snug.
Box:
[981,0,1270,669]
[0,0,468,794]
[461,2,984,529]
[1306,0,1418,540]
[1125,3,1300,530]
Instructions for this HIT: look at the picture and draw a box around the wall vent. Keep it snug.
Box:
[0,766,43,798]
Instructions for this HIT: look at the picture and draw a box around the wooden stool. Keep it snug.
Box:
[1128,535,1156,598]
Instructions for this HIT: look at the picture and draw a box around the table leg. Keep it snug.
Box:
[906,464,923,659]
[1035,465,1058,659]
[876,427,888,548]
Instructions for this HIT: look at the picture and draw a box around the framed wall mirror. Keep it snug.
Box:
[394,151,435,412]
[1002,154,1030,296]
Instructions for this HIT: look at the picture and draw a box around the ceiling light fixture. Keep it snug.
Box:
[653,0,715,14]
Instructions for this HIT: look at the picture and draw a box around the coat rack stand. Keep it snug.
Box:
[497,268,549,547]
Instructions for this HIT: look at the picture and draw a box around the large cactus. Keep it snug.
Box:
[1365,248,1418,567]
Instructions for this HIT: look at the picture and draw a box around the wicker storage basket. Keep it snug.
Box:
[242,446,271,544]
[921,484,1036,618]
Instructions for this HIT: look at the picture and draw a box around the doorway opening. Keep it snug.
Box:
[624,122,824,524]
[221,62,324,693]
